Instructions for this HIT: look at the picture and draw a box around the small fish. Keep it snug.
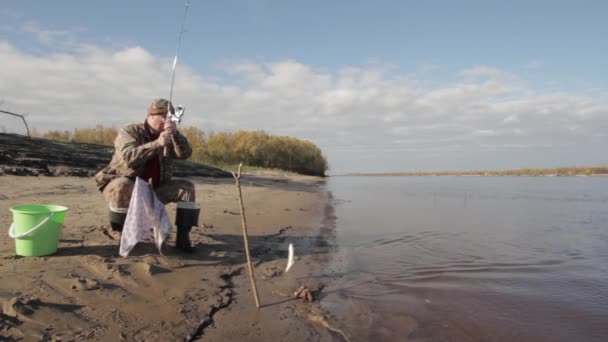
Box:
[285,243,295,272]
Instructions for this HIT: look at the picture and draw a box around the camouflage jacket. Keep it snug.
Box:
[94,121,192,192]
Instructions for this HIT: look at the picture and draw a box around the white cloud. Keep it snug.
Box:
[473,129,497,137]
[417,63,439,73]
[1,36,607,173]
[460,65,503,78]
[21,21,83,50]
[525,60,544,69]
[503,114,520,123]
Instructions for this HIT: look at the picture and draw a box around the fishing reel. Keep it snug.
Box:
[162,105,185,157]
[168,105,185,124]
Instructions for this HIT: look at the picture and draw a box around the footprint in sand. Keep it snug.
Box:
[2,296,39,318]
[102,227,121,241]
[70,276,101,291]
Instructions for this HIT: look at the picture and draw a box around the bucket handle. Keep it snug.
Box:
[8,212,54,239]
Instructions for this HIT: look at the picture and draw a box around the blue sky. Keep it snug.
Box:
[1,1,607,173]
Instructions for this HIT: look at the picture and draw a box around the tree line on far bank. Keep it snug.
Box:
[31,125,328,176]
[346,166,608,177]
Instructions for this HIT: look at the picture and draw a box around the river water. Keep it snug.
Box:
[320,176,608,341]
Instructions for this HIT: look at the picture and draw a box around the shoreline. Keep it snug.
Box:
[0,173,342,341]
[336,173,608,177]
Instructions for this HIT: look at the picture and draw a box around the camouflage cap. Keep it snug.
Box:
[147,98,175,116]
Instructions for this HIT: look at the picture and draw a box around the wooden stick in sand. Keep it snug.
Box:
[231,163,261,309]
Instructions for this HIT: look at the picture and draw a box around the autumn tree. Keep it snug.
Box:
[32,125,329,176]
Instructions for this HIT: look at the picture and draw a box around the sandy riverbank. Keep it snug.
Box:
[0,172,344,341]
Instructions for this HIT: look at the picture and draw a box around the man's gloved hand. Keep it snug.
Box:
[164,118,177,137]
[158,130,174,147]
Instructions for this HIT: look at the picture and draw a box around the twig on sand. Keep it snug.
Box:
[294,285,314,302]
[231,163,261,309]
[274,284,349,341]
[305,313,351,342]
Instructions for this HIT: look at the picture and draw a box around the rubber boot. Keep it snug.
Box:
[175,206,200,253]
[109,211,127,232]
[176,225,195,253]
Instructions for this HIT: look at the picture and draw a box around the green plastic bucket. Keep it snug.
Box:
[9,204,68,257]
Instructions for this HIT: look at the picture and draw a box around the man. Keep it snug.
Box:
[94,98,199,253]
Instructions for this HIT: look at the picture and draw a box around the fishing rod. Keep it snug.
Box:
[164,0,191,156]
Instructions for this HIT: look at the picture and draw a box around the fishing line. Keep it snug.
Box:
[164,0,191,155]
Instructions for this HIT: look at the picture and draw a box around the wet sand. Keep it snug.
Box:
[0,172,343,341]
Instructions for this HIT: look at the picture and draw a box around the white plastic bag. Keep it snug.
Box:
[119,177,172,257]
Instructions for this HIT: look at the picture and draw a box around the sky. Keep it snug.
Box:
[0,0,607,174]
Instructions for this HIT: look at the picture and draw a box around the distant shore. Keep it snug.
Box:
[339,165,608,177]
